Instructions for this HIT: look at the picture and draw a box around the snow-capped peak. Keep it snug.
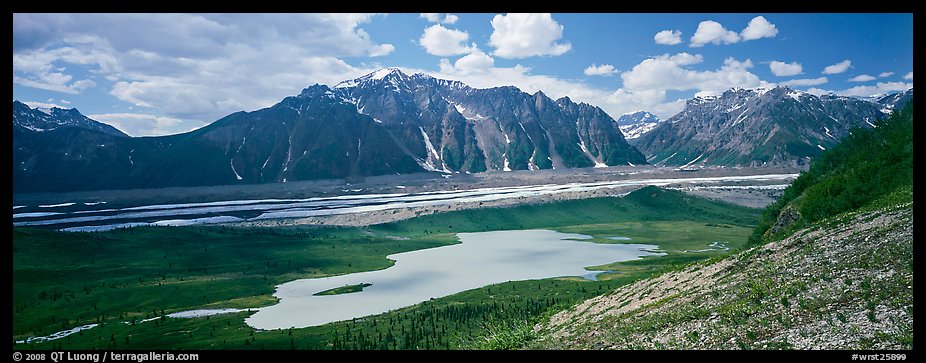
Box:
[694,90,719,100]
[335,68,407,89]
[730,86,775,97]
[35,107,55,115]
[334,68,413,92]
[786,89,805,101]
[751,87,771,96]
[13,100,127,137]
[617,110,661,130]
[370,67,403,80]
[620,121,659,140]
[334,79,357,89]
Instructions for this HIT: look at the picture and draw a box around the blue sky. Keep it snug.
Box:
[12,13,913,136]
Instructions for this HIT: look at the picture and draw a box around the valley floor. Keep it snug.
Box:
[13,165,797,231]
[13,187,762,350]
[13,165,799,210]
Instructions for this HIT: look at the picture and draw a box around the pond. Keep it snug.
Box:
[245,229,662,330]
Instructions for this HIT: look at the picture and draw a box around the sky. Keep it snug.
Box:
[12,13,914,137]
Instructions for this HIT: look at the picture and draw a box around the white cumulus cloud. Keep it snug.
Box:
[427,50,777,121]
[620,53,765,94]
[741,16,778,41]
[88,113,203,137]
[368,44,396,57]
[805,88,832,96]
[807,81,913,98]
[584,64,618,76]
[439,50,496,75]
[690,20,741,47]
[879,72,894,78]
[488,13,571,59]
[822,60,852,75]
[666,52,704,66]
[12,44,107,94]
[607,53,771,118]
[904,71,913,80]
[420,13,441,22]
[420,13,458,24]
[779,77,828,87]
[769,61,803,77]
[608,89,689,121]
[689,16,778,47]
[654,30,683,45]
[13,14,394,123]
[419,24,477,56]
[849,74,876,82]
[421,59,651,118]
[837,82,913,97]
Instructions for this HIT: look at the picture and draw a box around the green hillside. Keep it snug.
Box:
[533,103,913,350]
[374,185,758,236]
[750,103,913,245]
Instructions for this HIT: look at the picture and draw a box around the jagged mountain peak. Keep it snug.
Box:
[487,85,523,94]
[635,84,888,168]
[334,68,410,90]
[14,100,82,118]
[681,86,894,117]
[408,72,468,90]
[337,68,416,88]
[13,100,127,137]
[877,88,913,113]
[717,85,782,98]
[362,67,407,81]
[617,110,660,126]
[817,93,858,102]
[278,84,351,112]
[326,68,646,173]
[555,96,596,110]
[617,110,661,140]
[736,86,814,104]
[297,84,336,97]
[681,86,810,119]
[762,85,809,99]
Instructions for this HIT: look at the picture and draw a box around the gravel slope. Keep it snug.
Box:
[535,202,913,350]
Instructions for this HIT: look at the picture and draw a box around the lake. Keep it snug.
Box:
[245,229,662,330]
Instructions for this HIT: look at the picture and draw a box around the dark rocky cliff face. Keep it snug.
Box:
[333,68,646,172]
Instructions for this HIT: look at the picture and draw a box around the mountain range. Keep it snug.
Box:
[631,87,894,167]
[13,68,645,193]
[12,68,912,193]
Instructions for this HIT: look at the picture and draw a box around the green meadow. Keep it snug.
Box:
[13,186,759,350]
